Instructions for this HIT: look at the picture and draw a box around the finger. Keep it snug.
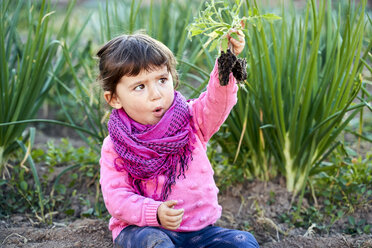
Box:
[163,221,182,230]
[164,223,180,230]
[163,218,183,228]
[232,32,245,41]
[164,213,183,223]
[164,200,178,208]
[166,208,184,216]
[229,35,245,45]
[229,38,243,47]
[229,28,244,36]
[229,28,237,34]
[237,30,245,37]
[162,212,183,227]
[163,218,182,226]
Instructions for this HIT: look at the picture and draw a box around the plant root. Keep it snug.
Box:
[2,233,28,245]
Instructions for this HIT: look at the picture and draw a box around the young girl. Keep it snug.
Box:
[97,32,259,248]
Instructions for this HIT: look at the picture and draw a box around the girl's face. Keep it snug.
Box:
[104,65,175,125]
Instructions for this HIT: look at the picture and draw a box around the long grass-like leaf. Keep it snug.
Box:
[0,119,101,139]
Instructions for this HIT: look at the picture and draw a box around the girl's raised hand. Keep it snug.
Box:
[157,200,184,230]
[227,29,246,56]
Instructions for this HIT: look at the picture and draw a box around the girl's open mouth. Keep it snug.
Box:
[153,107,164,118]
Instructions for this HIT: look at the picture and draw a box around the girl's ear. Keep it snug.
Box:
[104,91,122,109]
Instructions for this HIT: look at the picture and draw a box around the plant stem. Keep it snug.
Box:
[284,133,295,192]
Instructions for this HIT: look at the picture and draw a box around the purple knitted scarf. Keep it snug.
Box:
[108,91,194,201]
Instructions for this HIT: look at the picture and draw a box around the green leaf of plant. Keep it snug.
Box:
[357,219,366,226]
[191,29,204,36]
[20,181,28,191]
[337,210,344,218]
[64,209,75,216]
[262,13,282,22]
[248,8,252,16]
[209,39,219,52]
[230,32,239,41]
[82,208,94,217]
[348,216,356,226]
[206,31,219,39]
[56,184,66,194]
[364,225,371,234]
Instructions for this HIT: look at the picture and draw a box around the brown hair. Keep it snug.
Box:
[96,33,178,100]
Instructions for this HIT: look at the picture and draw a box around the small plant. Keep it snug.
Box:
[345,216,371,235]
[311,148,372,218]
[0,136,104,223]
[312,148,372,210]
[187,1,281,90]
[279,206,324,230]
[267,191,276,205]
[186,0,281,53]
[302,147,372,234]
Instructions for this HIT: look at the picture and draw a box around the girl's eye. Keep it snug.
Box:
[134,84,144,91]
[159,78,167,84]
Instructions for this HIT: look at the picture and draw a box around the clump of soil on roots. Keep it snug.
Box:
[218,49,247,85]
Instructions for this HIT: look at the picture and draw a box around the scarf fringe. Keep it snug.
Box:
[123,142,194,201]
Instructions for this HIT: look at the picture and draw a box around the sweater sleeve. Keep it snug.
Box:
[100,136,162,227]
[189,59,238,143]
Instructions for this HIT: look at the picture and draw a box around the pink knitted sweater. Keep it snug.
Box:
[100,60,238,241]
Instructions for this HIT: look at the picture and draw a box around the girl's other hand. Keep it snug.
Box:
[157,200,184,230]
[227,29,246,56]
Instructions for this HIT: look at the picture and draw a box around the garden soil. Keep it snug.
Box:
[1,179,371,247]
[1,130,371,248]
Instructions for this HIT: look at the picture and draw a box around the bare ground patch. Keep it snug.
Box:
[1,179,371,247]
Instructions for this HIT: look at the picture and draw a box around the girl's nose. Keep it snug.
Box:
[149,84,161,101]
